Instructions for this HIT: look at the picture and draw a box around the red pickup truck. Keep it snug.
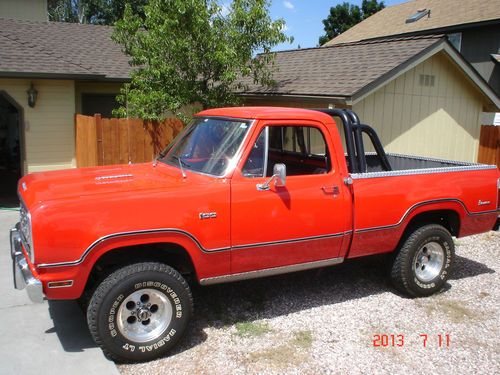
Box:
[10,107,499,362]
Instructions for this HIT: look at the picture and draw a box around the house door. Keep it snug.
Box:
[0,92,23,207]
[230,121,351,275]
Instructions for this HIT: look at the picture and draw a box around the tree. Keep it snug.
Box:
[112,0,292,121]
[318,0,385,45]
[47,0,146,25]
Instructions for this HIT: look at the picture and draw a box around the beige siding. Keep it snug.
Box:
[353,52,483,162]
[0,79,75,174]
[0,0,47,21]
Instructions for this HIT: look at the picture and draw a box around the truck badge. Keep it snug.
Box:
[199,212,217,220]
[478,200,490,206]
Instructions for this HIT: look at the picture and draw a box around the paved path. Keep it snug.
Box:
[0,210,120,375]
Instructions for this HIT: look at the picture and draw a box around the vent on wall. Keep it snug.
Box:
[419,74,435,87]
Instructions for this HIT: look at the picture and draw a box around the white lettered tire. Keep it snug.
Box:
[391,224,455,297]
[87,262,192,362]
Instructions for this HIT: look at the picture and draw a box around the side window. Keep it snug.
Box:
[242,125,330,177]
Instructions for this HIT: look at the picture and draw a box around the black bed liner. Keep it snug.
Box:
[365,153,471,173]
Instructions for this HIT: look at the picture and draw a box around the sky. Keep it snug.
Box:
[267,0,406,51]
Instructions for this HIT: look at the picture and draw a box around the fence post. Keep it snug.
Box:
[95,114,103,166]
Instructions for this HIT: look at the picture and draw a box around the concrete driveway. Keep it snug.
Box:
[0,210,119,375]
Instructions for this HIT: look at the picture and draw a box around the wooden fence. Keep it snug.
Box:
[75,114,184,167]
[478,125,500,168]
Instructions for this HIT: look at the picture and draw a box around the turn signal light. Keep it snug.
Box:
[47,280,73,288]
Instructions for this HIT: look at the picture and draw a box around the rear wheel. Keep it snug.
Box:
[87,262,192,362]
[391,224,454,297]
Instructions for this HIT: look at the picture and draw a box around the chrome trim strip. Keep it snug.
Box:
[35,198,498,268]
[354,198,499,234]
[351,164,495,179]
[37,198,498,268]
[37,228,232,268]
[232,231,350,250]
[199,257,344,286]
[262,126,269,178]
[95,174,133,181]
[37,229,351,268]
[351,152,496,179]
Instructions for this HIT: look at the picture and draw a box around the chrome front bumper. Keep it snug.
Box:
[10,223,43,303]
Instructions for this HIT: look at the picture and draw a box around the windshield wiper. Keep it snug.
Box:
[172,155,191,179]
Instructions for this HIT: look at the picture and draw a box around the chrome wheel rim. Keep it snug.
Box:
[117,288,173,343]
[413,241,445,283]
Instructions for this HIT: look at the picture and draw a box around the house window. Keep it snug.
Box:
[447,33,462,52]
[81,94,119,117]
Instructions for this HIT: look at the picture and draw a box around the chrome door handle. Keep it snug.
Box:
[321,186,340,195]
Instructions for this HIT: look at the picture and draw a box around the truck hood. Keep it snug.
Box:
[19,163,200,208]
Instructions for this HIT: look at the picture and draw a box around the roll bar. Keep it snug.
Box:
[313,108,392,173]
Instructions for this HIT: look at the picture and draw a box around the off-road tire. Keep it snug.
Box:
[391,224,454,297]
[87,262,193,362]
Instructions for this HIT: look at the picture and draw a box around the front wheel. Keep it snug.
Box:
[87,262,193,362]
[391,224,455,297]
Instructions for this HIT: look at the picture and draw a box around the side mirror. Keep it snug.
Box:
[273,163,286,187]
[256,163,287,191]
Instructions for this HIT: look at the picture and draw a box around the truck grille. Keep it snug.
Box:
[19,202,34,262]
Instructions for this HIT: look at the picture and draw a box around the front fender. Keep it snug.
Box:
[37,230,230,300]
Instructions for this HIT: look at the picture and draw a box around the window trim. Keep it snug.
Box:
[262,126,269,178]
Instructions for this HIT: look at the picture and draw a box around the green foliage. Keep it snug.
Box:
[48,0,147,25]
[318,0,385,45]
[112,0,292,121]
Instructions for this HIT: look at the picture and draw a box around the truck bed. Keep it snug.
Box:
[356,152,493,176]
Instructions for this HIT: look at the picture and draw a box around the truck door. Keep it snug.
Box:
[230,120,351,274]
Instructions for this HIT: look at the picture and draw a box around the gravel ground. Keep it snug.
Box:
[119,231,500,375]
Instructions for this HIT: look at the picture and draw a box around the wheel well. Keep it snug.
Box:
[83,243,196,298]
[404,210,460,238]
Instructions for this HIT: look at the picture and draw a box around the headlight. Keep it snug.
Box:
[19,202,35,263]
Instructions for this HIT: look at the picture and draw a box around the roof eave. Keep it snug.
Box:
[0,71,131,82]
[237,92,350,104]
[326,18,500,47]
[0,71,106,80]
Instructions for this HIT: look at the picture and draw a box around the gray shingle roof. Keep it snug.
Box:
[238,35,443,98]
[324,0,500,46]
[0,17,131,80]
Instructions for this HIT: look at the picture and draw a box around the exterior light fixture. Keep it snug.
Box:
[27,83,38,108]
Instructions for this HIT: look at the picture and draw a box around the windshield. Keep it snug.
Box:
[161,117,252,176]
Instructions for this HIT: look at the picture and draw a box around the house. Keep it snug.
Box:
[1,0,499,206]
[0,0,131,205]
[242,0,500,165]
[322,0,500,122]
[0,4,130,204]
